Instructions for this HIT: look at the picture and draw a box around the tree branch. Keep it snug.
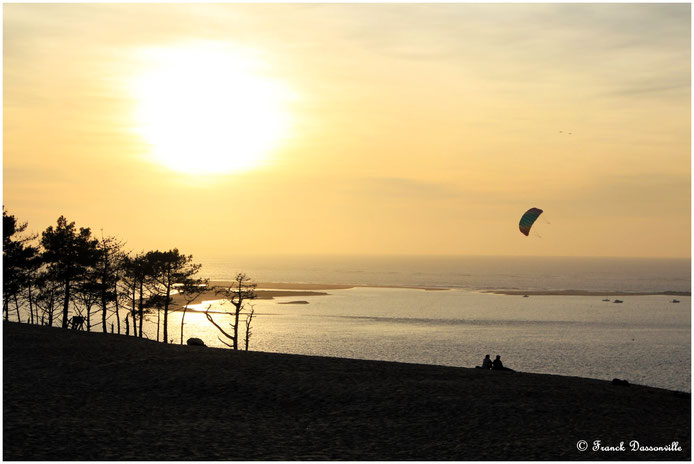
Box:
[204,306,235,341]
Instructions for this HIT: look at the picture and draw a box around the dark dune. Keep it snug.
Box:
[3,322,690,460]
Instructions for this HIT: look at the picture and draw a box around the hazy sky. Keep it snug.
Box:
[4,3,690,258]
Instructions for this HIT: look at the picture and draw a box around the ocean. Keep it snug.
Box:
[21,255,688,392]
[134,255,691,392]
[198,255,691,294]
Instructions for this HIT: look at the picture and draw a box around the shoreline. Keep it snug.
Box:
[254,281,450,292]
[172,281,452,306]
[169,283,691,309]
[170,280,691,309]
[3,322,690,460]
[198,281,690,299]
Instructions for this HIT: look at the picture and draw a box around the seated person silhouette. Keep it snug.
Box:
[476,354,493,369]
[492,355,514,371]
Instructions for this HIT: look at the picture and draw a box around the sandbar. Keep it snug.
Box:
[486,290,691,296]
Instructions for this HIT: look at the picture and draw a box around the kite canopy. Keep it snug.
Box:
[519,207,543,236]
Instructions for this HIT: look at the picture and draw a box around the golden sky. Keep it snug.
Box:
[3,3,691,258]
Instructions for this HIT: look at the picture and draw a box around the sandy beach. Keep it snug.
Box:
[3,322,689,460]
[173,281,689,308]
[172,281,449,306]
[254,282,448,292]
[171,284,330,306]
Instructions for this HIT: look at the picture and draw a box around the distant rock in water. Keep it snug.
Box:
[612,378,630,387]
[186,338,206,347]
[278,300,310,305]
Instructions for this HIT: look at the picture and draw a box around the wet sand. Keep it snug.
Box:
[173,281,449,306]
[255,282,448,292]
[3,322,690,460]
[172,288,329,306]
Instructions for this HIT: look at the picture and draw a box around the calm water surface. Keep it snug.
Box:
[134,254,690,392]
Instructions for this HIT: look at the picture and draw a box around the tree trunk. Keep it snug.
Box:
[101,253,109,333]
[156,307,160,342]
[163,281,171,344]
[47,291,55,327]
[28,284,35,325]
[124,316,129,336]
[100,286,108,333]
[233,302,241,350]
[138,280,144,338]
[244,321,250,351]
[180,304,188,345]
[130,285,138,338]
[14,294,22,323]
[62,280,70,329]
[244,309,254,351]
[114,281,121,334]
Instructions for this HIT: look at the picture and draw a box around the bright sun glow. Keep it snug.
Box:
[132,42,291,174]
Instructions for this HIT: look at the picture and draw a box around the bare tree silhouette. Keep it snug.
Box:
[205,273,257,350]
[177,279,209,345]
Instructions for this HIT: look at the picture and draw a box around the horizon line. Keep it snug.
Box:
[193,252,691,260]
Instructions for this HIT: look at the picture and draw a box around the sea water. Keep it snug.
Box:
[140,255,690,392]
[199,255,690,293]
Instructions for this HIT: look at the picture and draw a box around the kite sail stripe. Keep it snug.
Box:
[519,207,543,236]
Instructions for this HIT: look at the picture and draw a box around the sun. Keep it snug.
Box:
[131,42,291,174]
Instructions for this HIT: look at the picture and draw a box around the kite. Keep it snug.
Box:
[519,207,543,236]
